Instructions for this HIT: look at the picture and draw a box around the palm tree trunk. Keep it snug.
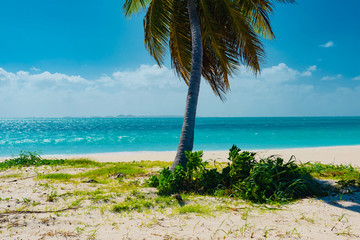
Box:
[171,0,203,171]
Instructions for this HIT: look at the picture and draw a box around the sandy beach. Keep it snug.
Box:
[1,145,360,239]
[40,145,360,166]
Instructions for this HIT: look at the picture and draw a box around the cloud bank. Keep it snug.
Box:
[0,64,359,117]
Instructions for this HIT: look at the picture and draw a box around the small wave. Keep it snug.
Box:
[118,136,129,140]
[68,137,85,142]
[117,136,135,143]
[14,139,37,144]
[55,138,66,143]
[85,136,105,143]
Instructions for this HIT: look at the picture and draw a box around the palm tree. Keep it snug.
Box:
[123,0,294,171]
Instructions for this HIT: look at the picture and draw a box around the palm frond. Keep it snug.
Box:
[218,0,266,74]
[238,0,275,39]
[123,0,152,17]
[169,0,192,84]
[143,0,172,65]
[195,0,267,99]
[199,0,235,99]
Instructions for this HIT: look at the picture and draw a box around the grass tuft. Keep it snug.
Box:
[177,204,211,215]
[0,151,65,169]
[39,173,74,181]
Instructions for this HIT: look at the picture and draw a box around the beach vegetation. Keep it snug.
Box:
[149,145,325,203]
[39,173,73,181]
[46,190,58,202]
[2,151,170,173]
[0,151,65,169]
[176,203,212,215]
[69,198,84,208]
[302,162,360,181]
[111,191,176,213]
[87,228,98,240]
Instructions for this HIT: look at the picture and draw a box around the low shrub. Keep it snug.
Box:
[0,151,65,169]
[149,145,325,203]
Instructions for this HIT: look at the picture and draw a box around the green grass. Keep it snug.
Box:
[177,204,212,215]
[2,152,170,176]
[65,189,121,203]
[112,190,176,213]
[61,158,103,168]
[112,199,155,212]
[303,162,360,180]
[25,156,172,183]
[39,173,73,181]
[0,151,65,169]
[78,164,146,181]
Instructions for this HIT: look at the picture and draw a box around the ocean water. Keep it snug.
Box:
[0,117,360,157]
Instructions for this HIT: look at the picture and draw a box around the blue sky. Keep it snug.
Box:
[0,0,359,117]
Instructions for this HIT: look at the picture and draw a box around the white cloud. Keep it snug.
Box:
[0,65,181,91]
[0,64,359,117]
[0,67,17,82]
[321,74,342,81]
[0,67,88,90]
[301,65,317,77]
[260,63,299,82]
[30,67,40,71]
[319,41,334,48]
[352,76,360,81]
[112,65,181,89]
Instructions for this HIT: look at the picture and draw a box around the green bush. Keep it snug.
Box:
[0,151,65,169]
[232,156,320,203]
[148,145,324,203]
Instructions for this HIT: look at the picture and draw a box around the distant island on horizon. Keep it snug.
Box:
[1,115,360,119]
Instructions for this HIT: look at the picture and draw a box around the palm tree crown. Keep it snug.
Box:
[124,0,293,99]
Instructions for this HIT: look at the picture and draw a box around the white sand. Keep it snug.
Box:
[39,145,360,166]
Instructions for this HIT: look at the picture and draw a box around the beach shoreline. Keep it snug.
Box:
[2,145,359,166]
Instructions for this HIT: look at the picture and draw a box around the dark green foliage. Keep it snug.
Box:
[233,156,321,203]
[149,145,325,203]
[228,145,257,182]
[0,151,65,169]
[149,166,186,195]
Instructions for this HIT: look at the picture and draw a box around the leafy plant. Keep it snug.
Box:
[233,156,321,203]
[149,145,325,203]
[46,190,58,202]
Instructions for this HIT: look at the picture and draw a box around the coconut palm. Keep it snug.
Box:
[123,0,294,171]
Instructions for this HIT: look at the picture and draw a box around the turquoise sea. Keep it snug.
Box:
[0,117,360,157]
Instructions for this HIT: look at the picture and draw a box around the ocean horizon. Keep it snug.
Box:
[1,116,360,157]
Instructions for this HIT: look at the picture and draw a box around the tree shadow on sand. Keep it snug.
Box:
[318,179,360,214]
